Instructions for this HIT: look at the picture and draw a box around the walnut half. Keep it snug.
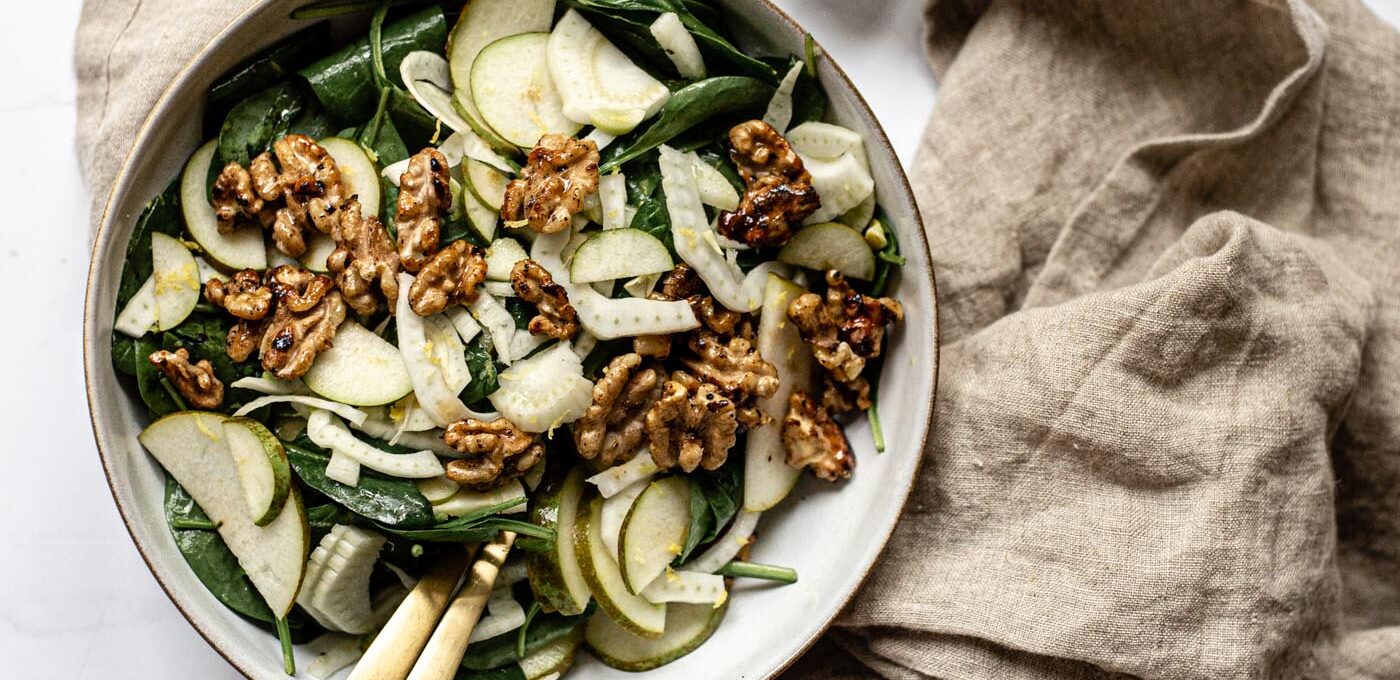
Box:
[396,148,452,272]
[788,270,903,383]
[148,348,225,410]
[408,240,487,316]
[259,266,347,380]
[645,372,738,473]
[574,354,666,467]
[511,259,578,340]
[501,134,599,234]
[443,418,545,491]
[782,391,854,482]
[715,120,821,249]
[328,197,400,319]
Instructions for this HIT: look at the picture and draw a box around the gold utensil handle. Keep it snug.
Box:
[348,545,476,680]
[406,532,517,680]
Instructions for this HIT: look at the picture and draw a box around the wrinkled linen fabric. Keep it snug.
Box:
[74,0,1400,679]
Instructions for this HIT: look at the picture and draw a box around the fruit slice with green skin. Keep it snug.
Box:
[527,466,592,616]
[778,222,877,280]
[520,627,583,679]
[416,475,461,504]
[619,476,691,594]
[472,33,581,149]
[318,137,380,218]
[150,232,201,331]
[584,600,726,671]
[433,478,528,517]
[600,479,648,562]
[138,412,308,617]
[578,494,666,637]
[745,275,813,511]
[464,188,500,241]
[222,418,291,527]
[447,0,556,151]
[298,232,337,273]
[484,237,528,281]
[181,140,266,270]
[569,229,674,283]
[303,319,414,406]
[548,10,669,133]
[114,275,159,337]
[802,152,876,224]
[465,158,509,211]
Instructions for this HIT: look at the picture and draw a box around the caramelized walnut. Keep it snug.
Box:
[259,266,347,380]
[249,152,281,202]
[204,269,273,321]
[654,264,745,335]
[645,373,738,472]
[148,348,225,410]
[511,259,579,339]
[408,240,487,316]
[211,162,269,234]
[226,320,266,363]
[787,270,903,383]
[679,330,778,403]
[574,354,666,467]
[273,134,346,236]
[500,135,599,234]
[328,197,400,318]
[822,373,871,415]
[716,120,821,249]
[633,334,672,360]
[396,148,452,272]
[443,418,545,491]
[782,391,853,481]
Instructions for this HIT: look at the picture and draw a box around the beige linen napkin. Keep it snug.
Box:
[76,0,1400,678]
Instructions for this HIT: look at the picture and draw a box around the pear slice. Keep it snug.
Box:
[150,232,202,331]
[138,412,308,617]
[583,601,726,671]
[577,493,666,637]
[303,320,414,407]
[618,476,691,594]
[526,466,592,616]
[223,418,292,527]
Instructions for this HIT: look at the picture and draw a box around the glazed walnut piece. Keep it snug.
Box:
[716,120,821,249]
[396,148,452,272]
[211,162,269,234]
[788,270,904,383]
[204,269,273,321]
[782,391,854,482]
[679,330,779,403]
[511,259,579,339]
[575,354,666,467]
[328,197,401,318]
[148,348,225,410]
[408,240,487,316]
[501,134,600,234]
[259,266,347,380]
[254,135,348,257]
[645,373,739,472]
[443,418,545,491]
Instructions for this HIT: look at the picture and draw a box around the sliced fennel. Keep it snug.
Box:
[399,50,477,135]
[762,60,806,134]
[395,273,476,427]
[548,10,670,133]
[445,305,483,344]
[786,122,866,165]
[470,593,527,642]
[356,409,473,458]
[482,280,517,298]
[306,410,444,479]
[586,453,660,498]
[469,290,518,364]
[437,130,516,176]
[801,152,875,224]
[650,12,705,80]
[230,376,305,396]
[599,172,628,230]
[489,342,594,433]
[297,524,387,634]
[233,395,367,426]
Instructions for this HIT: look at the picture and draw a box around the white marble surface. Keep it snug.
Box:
[0,1,1395,678]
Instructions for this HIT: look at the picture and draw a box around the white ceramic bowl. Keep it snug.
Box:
[82,1,939,678]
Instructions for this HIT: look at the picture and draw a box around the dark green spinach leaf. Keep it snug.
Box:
[165,476,275,622]
[460,336,501,405]
[113,181,183,377]
[298,7,447,123]
[218,82,304,166]
[206,23,333,131]
[601,76,773,171]
[136,336,182,417]
[460,610,587,670]
[564,0,775,83]
[160,315,264,391]
[284,441,436,527]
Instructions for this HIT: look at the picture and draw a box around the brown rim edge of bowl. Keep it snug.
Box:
[81,2,941,679]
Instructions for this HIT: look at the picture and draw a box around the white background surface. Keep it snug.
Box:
[0,1,1395,678]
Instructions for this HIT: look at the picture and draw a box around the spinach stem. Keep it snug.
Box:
[170,518,220,530]
[369,2,391,87]
[160,377,190,411]
[516,601,541,659]
[275,616,295,675]
[804,34,818,77]
[869,399,886,454]
[716,561,798,584]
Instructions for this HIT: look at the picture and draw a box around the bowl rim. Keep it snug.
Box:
[81,1,941,677]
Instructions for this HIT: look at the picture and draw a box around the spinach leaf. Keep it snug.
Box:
[284,441,436,527]
[504,298,535,331]
[299,7,447,123]
[165,476,275,622]
[564,0,775,82]
[680,479,713,562]
[455,666,526,680]
[580,338,631,380]
[460,336,501,405]
[460,611,587,670]
[160,315,264,392]
[135,336,182,417]
[306,503,360,543]
[601,76,773,171]
[868,212,903,297]
[696,146,743,194]
[381,509,553,544]
[206,23,333,132]
[694,461,740,544]
[218,82,304,166]
[630,190,676,257]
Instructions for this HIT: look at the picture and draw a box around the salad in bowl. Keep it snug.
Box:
[100,0,916,677]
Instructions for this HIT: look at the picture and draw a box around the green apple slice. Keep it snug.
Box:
[464,158,509,211]
[527,466,592,616]
[744,275,813,511]
[138,412,308,617]
[577,494,666,637]
[416,475,462,505]
[318,137,381,219]
[471,33,582,149]
[484,237,528,281]
[600,480,648,562]
[520,627,583,679]
[222,418,291,527]
[298,232,337,273]
[584,600,727,671]
[433,479,527,518]
[777,222,877,280]
[303,320,414,407]
[446,0,555,151]
[150,232,201,331]
[618,477,691,594]
[569,229,674,284]
[181,140,267,270]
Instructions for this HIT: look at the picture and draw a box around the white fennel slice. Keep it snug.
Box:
[658,145,782,312]
[585,128,617,151]
[484,237,528,281]
[400,50,477,136]
[396,273,475,427]
[113,275,158,338]
[470,594,527,642]
[762,60,806,134]
[472,33,581,148]
[785,122,867,166]
[298,524,386,634]
[599,172,628,230]
[150,232,201,331]
[548,10,669,134]
[685,151,739,211]
[233,395,367,426]
[569,229,673,283]
[445,305,482,344]
[357,409,476,458]
[509,331,550,362]
[229,376,305,396]
[438,130,516,177]
[324,451,361,487]
[586,453,660,498]
[488,342,594,433]
[182,140,266,270]
[802,151,875,224]
[469,290,518,364]
[650,12,705,80]
[482,280,517,298]
[303,319,413,406]
[306,410,444,479]
[318,137,380,218]
[682,511,761,574]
